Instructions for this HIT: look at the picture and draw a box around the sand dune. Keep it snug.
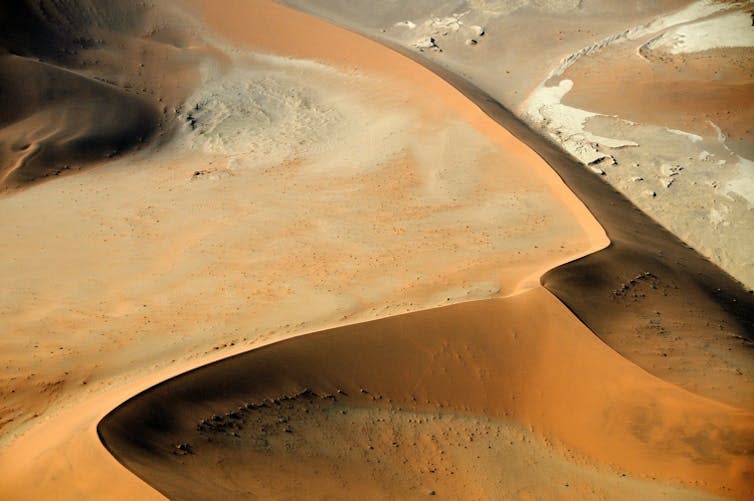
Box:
[1,0,604,498]
[0,0,599,448]
[0,0,199,190]
[352,27,754,412]
[285,0,754,297]
[99,288,753,499]
[1,0,753,499]
[97,7,754,493]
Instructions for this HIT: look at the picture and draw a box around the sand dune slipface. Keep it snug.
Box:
[0,0,199,190]
[279,0,754,428]
[0,0,611,498]
[3,0,754,499]
[0,54,159,187]
[99,288,754,499]
[429,66,754,410]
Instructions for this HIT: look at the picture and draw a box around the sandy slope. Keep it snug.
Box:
[101,287,752,500]
[277,0,754,422]
[0,1,201,190]
[92,2,752,501]
[2,0,752,499]
[0,0,613,498]
[282,0,754,327]
[0,0,601,445]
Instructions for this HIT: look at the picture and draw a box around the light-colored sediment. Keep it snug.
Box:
[285,0,754,291]
[647,10,754,54]
[524,1,754,291]
[554,10,754,290]
[0,0,608,498]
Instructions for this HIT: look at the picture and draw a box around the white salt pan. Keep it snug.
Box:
[647,11,754,54]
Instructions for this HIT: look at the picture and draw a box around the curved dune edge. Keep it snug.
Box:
[99,287,754,499]
[412,51,754,410]
[0,1,200,191]
[99,1,752,499]
[279,0,754,408]
[1,1,752,500]
[0,1,606,499]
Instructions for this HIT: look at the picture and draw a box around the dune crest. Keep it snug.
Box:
[99,287,754,499]
[1,0,752,499]
[0,0,607,498]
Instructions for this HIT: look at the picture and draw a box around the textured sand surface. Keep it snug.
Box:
[101,2,752,500]
[0,0,607,498]
[282,0,754,420]
[101,288,750,500]
[1,0,753,499]
[284,0,754,291]
[0,0,600,446]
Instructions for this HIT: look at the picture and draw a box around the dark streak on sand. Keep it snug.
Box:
[97,31,754,501]
[54,2,753,498]
[0,1,181,190]
[388,46,754,342]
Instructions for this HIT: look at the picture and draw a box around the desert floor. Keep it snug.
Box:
[1,1,753,500]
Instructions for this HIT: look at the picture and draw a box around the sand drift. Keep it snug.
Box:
[99,288,753,500]
[1,0,753,499]
[97,1,753,500]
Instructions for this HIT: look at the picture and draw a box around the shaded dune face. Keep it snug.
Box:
[378,51,754,409]
[0,55,159,187]
[520,90,754,409]
[94,4,754,499]
[99,288,754,500]
[0,1,144,60]
[0,1,192,190]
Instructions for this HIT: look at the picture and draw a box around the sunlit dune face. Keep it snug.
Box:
[1,1,753,500]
